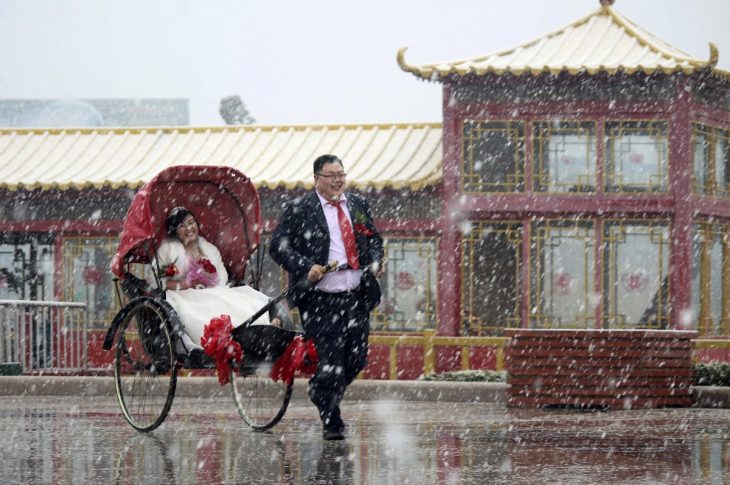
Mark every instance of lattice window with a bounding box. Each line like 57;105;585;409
605;121;668;192
692;222;730;336
0;240;54;301
461;221;522;335
533;121;597;192
603;220;670;328
462;120;525;192
372;237;438;332
530;220;596;328
63;237;118;329
692;124;730;197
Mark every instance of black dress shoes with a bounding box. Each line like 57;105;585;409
322;429;345;440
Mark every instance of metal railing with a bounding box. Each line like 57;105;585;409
0;300;88;374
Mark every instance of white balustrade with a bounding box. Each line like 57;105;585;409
0;300;88;373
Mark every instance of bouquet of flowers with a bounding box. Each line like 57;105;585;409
186;257;218;288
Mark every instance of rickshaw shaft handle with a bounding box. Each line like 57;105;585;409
231;261;339;337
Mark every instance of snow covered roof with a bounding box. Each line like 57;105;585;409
398;1;724;80
0;123;442;191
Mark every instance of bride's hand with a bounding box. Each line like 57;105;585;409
167;280;190;291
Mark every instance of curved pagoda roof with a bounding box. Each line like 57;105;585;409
0;123;442;192
398;0;725;80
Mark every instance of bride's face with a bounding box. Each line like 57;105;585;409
175;214;199;245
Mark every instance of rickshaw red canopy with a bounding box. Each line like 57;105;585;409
111;165;261;283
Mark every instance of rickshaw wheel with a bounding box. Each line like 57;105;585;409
114;297;178;432
230;361;293;431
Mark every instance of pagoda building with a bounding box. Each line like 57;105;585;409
398;0;730;339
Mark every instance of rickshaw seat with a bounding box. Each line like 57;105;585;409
236;325;299;363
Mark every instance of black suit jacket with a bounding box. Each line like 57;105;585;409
269;191;383;311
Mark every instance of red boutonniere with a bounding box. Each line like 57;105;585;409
158;261;179;278
354;223;374;237
198;258;217;274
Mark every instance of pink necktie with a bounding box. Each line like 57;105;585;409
329;201;360;270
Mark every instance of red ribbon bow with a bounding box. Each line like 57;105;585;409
200;315;242;385
271;336;318;383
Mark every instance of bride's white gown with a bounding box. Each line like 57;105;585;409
147;236;273;351
166;285;271;350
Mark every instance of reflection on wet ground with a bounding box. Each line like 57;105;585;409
1;394;730;484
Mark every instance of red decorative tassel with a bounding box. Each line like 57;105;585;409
271;336;318;384
200;315;242;385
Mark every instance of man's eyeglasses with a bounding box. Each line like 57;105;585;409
315;172;347;180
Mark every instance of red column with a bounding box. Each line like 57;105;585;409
437;83;462;336
669;77;694;329
53;235;64;301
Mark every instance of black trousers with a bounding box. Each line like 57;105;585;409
299;290;370;432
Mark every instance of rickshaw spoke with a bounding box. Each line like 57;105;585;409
114;299;177;432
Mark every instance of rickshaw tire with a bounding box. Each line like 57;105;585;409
113;297;179;432
104;296;183;351
103;301;135;351
230;368;294;431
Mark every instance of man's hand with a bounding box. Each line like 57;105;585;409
371;259;386;279
308;264;327;283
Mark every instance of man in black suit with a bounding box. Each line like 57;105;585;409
269;154;384;440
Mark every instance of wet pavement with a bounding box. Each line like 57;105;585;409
3;392;730;484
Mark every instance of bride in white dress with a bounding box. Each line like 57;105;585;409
147;207;280;351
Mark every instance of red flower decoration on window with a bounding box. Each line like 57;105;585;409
395;271;415;290
621;271;649;292
83;266;104;285
354;223;374;237
198;258;217;274
628;153;644;164
552;271;572;295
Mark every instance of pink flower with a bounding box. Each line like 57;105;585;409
83;266;104;285
186;258;218;288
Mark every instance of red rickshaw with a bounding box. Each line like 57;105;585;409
103;165;309;433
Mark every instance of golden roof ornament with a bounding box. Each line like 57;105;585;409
397;0;726;81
